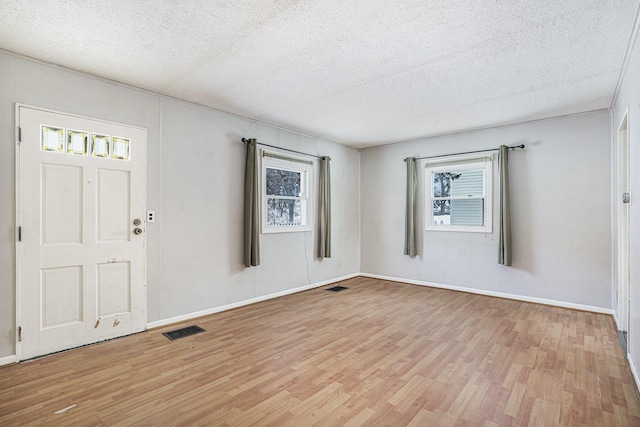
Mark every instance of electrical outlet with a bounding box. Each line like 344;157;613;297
147;211;155;223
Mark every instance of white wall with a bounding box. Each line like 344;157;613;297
361;111;612;309
612;14;640;379
151;98;360;321
0;51;361;358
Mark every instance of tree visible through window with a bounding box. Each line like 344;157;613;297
262;153;312;232
426;156;492;232
433;172;461;218
266;168;302;226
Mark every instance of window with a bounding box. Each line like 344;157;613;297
41;125;130;160
426;155;492;233
262;152;313;233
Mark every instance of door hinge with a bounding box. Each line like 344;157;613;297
623;192;631;204
18;226;22;242
18;127;21;142
18;326;22;342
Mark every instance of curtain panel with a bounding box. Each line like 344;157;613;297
243;139;260;267
404;157;418;256
318;156;332;258
498;145;512;266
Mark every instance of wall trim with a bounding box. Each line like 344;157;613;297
613;312;621;331
0;354;17;367
360;273;615;315
5;272;621;364
149;272;616;330
147;273;359;329
630;353;640;393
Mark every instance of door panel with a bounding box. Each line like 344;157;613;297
97;262;131;316
42;164;83;244
97;168;130;241
41;266;83;328
17;105;147;360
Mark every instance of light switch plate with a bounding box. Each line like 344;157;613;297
147;211;155;222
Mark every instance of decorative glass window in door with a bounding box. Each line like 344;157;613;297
67;130;88;155
91;133;110;158
41;125;130;161
112;136;130;160
41;126;64;152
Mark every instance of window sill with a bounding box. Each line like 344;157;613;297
262;226;312;234
425;225;492;233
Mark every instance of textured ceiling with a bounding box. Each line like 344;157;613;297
1;0;638;148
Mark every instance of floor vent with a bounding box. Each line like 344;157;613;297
162;325;205;340
326;285;349;292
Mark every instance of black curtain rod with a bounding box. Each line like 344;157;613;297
404;144;525;162
242;138;323;159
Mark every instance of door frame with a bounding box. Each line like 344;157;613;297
14;103;148;361
616;107;630;334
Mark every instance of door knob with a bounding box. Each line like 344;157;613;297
133;218;141;226
133;228;142;235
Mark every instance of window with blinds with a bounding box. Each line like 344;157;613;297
426;156;492;233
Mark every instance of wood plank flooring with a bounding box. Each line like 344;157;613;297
1;277;639;426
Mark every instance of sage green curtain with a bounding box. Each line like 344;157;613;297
404;157;417;256
498;145;512;266
243;138;260;267
318;156;332;258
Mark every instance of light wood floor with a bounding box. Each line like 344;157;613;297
1;277;639;426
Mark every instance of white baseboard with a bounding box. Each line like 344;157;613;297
360;273;615;315
147;273;359;329
148;272;615;330
0;354;17;366
629;354;640;393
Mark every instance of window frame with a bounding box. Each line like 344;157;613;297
261;151;313;234
425;154;493;233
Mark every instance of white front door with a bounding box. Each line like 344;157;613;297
17;105;147;361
